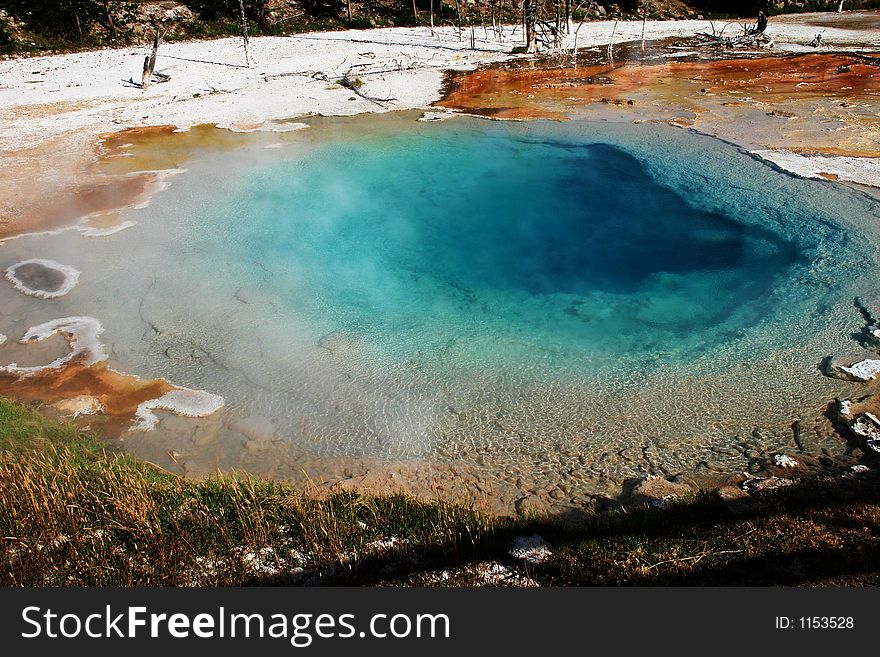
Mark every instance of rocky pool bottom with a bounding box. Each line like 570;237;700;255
1;112;880;515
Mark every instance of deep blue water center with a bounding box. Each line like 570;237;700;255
215;119;857;373
412;141;799;297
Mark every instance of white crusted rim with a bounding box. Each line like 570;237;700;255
4;258;81;299
0;318;225;431
0;316;106;376
0;168;186;247
753;149;880;189
418;111;456;122
131;387;225;432
214;121;309;133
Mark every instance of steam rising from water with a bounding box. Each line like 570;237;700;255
2;115;878;497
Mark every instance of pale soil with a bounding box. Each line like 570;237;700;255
0;17;877;237
1;18;875;149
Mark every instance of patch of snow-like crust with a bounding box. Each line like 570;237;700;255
773;454;799;468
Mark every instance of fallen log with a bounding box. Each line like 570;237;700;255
695;13;772;49
341;63;398;106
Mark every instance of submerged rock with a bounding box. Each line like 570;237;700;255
232;415;277;451
514;495;546;517
50;395;104;419
625;475;693;507
316;331;363;357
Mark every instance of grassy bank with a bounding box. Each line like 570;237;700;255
1;397;879;586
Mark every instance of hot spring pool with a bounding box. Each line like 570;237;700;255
2;114;879;502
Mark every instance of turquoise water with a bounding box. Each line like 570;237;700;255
232;127;807;369
3;115;879;496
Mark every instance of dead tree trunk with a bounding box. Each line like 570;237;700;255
238;0;251;67
141;56;152;89
255;0;270;30
141;31;160;89
412;0;419;25
607;19;617;62
101;0;117;34
490;0;498;39
838;0;846;12
696;12;771;48
640;2;648;52
346;0;353;22
755;11;767;33
523;0;537;52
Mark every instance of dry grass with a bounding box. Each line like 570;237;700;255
0;446;496;586
0;400;494;586
2;398;880;586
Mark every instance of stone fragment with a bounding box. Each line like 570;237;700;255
715;485;755;513
824;356;880;382
508;535;552;564
772;454;798;468
741;476;794;494
851;413;880;453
